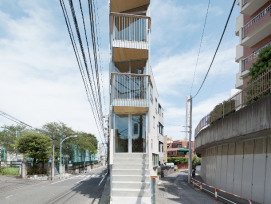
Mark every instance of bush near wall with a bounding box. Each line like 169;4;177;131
27;169;47;175
0;167;19;175
167;157;188;165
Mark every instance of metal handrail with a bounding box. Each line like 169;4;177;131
243;4;271;31
242;41;271;72
191;178;252;204
195;69;271;136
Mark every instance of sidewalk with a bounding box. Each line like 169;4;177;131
157;170;222;204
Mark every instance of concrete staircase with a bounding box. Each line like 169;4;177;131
111;154;151;204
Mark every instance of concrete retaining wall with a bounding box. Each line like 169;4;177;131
200;137;271;204
195;94;271;151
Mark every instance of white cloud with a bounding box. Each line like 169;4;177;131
164;92;229;141
0;1;108;144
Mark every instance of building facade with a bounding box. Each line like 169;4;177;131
167;139;194;158
235;0;271;89
108;0;165;203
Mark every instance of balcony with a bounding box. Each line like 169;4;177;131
241;4;271;47
241;0;269;16
111;73;150;112
111;12;150;50
241;41;271;72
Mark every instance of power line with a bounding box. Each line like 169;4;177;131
0;110;32;128
190;0;210;95
193;0;236;99
60;0;106;146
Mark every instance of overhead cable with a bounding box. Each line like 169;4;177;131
190;0;211;95
193;0;236;98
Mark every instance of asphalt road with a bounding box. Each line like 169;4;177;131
0;166;108;204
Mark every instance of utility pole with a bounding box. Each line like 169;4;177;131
16;130;18;162
51;132;55;181
186;96;192;184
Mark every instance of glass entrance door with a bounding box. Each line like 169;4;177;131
115;114;129;153
131;114;146;153
115;113;146;153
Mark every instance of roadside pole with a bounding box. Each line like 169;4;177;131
51;133;55;181
186;96;192;184
16;130;18;162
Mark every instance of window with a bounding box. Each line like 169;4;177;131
177;151;184;156
158;123;164;135
158;104;161;115
158;141;160;152
153;116;155;128
150;82;153;103
177;143;182;148
155;98;157;114
172;151;176;155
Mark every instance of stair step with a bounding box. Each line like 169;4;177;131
112;175;150;182
111;196;151;204
112;181;150;189
113;169;149;176
114;154;148;159
114;159;149;165
113;164;148;170
112;188;150;197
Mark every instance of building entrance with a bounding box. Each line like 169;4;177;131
114;113;146;153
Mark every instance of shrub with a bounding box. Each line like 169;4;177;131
0;167;19;175
167;157;188;165
27;168;47;175
157;171;161;176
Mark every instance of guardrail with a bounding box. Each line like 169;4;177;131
195;69;271;136
242;41;271;72
191;178;252;204
242;4;271;39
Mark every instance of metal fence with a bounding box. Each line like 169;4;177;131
242;4;271;39
0;161;22;168
112;73;149;107
195;69;271;136
242;42;271;72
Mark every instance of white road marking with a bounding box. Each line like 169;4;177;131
6;195;13;198
98;175;106;186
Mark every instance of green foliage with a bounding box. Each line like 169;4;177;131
0;125;27;154
157;171;161;176
192;156;201;166
16;132;52;163
244;45;271;83
167;157;188;165
0;167;19;175
27;168;47;175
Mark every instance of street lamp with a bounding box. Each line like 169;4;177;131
60;135;77;179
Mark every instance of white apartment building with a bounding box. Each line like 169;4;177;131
108;0;165;203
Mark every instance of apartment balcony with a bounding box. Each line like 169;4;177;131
240;0;269;16
241;41;271;72
241;4;271;47
111;73;150;113
111;12;150;50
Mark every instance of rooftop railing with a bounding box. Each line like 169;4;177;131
242;41;271;72
111;73;150;107
110;12;151;49
195;69;271;136
242;4;271;39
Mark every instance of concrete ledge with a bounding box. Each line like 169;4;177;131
195;93;271;152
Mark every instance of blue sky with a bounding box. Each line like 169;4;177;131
0;0;240;143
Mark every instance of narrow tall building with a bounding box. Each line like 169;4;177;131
235;0;271;89
108;0;165;203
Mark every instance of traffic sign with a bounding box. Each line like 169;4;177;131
48;159;52;163
49;156;52;159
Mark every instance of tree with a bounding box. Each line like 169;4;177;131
16;132;52;163
72;132;98;172
0;125;27;154
244;45;271;84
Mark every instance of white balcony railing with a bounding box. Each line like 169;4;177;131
112;73;150;107
242;41;271;72
111;12;151;49
242;4;271;39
